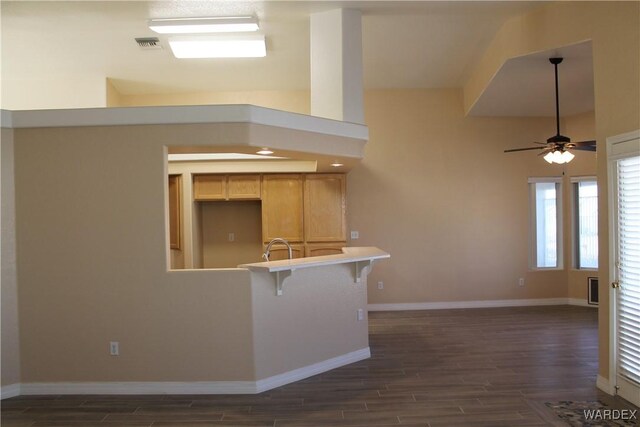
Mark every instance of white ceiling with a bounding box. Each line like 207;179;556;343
1;1;595;116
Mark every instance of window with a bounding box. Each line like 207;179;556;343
529;178;563;269
572;178;598;269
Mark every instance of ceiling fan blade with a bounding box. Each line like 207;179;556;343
538;148;554;156
572;140;597;147
533;141;548;145
571;145;597;152
504;147;546;153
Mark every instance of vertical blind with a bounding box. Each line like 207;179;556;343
617;155;640;385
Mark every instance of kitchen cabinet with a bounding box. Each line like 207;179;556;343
168;174;182;249
305;243;345;257
304;174;346;242
194;174;261;201
262;175;304;242
193;175;226;201
264;243;305;261
228;174;261;200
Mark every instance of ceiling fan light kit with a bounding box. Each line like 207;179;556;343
504;56;596;164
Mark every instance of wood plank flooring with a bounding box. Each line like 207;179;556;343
2;305;638;426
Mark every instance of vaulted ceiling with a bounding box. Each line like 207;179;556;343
0;1;594;116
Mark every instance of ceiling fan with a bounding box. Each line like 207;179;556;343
504;57;596;164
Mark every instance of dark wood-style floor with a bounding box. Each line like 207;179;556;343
2;305;638;427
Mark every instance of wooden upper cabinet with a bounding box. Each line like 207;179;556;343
193;175;226;201
194;174;261;201
262;174;304;242
228;175;261;200
304;174;346;242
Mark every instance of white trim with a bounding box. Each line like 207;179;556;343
597;375;615;395
368;298;573;311
567;298;597;308
527;176;563;184
0;106;368;140
255;348;370;392
570;175;597;183
1;383;21;400
14;348;370;396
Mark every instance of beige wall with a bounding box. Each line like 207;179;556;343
107;85;311;115
251;264;368;379
463;0;639;386
563;111;598;302
1;128;21;387
201;201;263;268
12;123;369;385
348;88;593;304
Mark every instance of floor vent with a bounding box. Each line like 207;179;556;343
135;37;162;50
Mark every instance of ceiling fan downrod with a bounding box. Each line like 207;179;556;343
548;57;570;144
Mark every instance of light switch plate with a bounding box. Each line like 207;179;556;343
350;231;359;240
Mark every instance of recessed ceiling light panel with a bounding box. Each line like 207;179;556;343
149;16;259;34
168;35;266;58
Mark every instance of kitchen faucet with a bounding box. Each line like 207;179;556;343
263;238;293;261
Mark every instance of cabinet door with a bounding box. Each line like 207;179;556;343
193;175;226;201
228;174;261;200
168;174;182;250
304;174;346;242
262;175;304;242
264;243;304;261
305;243;345;258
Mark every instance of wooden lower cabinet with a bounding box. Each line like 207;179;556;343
264;243;304;261
305;243;346;257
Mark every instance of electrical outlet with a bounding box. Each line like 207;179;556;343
350;231;359;240
518;278;525;287
357;309;364;321
110;341;119;356
377;281;384;290
228;232;235;242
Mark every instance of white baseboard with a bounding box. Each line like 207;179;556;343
368;298;598;311
568;298;597;308
16;347;370;396
255;347;370;392
597;375;615;395
368;298;574;311
1;383;21;400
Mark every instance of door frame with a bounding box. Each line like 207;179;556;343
606;129;640;397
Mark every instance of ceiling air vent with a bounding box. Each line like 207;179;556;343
135;37;162;50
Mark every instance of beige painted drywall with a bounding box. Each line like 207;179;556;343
563;111;598;302
251;264;368;379
201;201;263;268
13;125;259;382
1;128;21;388
108;86;311;115
1;76;107;110
12;122;370;385
464;0;639;385
348;88;583;304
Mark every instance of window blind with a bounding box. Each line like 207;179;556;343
617;155;640;385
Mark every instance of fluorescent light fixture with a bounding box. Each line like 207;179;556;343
149;16;259;34
168;35;266;58
168;153;285;161
256;148;274;155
